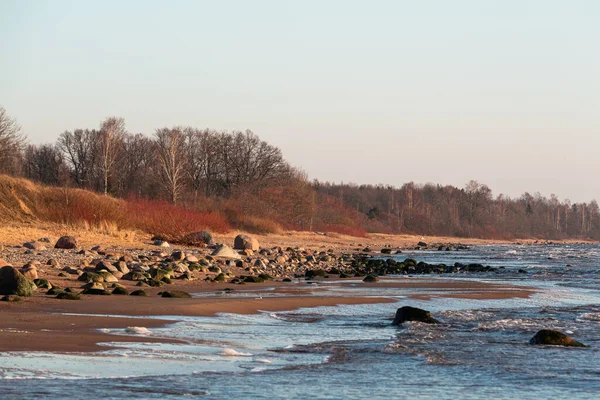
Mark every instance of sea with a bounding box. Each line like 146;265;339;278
1;243;599;399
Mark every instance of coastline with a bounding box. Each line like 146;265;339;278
0;278;535;353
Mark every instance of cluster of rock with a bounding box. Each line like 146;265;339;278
391;306;587;348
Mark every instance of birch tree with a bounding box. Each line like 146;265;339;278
154;127;187;203
98;117;126;194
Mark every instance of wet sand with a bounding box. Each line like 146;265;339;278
0;278;534;353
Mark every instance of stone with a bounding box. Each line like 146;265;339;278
211;244;241;260
417;241;428;247
160;290;192;298
112;286;129;295
23;241;46;251
1;295;21;302
181;231;215;246
363;274;378;282
0;266;36;297
20;265;38;281
47;259;61;268
529;330;586;347
55;236;78;249
130;289;148;296
33;278;52;289
392;306;438;325
233;234;259;251
56;292;81;300
154;240;170;247
171;251;185;261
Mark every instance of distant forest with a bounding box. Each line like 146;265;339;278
1;105;599;239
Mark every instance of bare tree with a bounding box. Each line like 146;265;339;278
98;117;126;194
23;144;65;184
0;106;27;175
57;129;98;187
154;127;188;203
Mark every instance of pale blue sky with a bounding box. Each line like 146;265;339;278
1;0;599;202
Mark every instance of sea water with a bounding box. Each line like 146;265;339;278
1;244;599;399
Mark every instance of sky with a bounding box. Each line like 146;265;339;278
1;0;599;202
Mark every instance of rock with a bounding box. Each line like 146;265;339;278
0;266;36;296
130;289;148;296
54;236;78;249
417;241;428;247
23;241;46;251
185;255;199;263
47;259;61;268
154;240;170;247
33;278;52;289
211;244;241;260
233;234;259;251
56;292;81;300
112;286;129;295
181;231;215;246
381;248;392;254
392;306;438;325
38;237;53;243
160;290;192;298
20;265;38;281
363;274;378;282
1;295;21;302
529;330;586;347
171;251;185;261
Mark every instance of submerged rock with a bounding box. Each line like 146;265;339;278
529;330;586;347
392;306;438;325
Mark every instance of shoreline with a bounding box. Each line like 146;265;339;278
0;278;535;353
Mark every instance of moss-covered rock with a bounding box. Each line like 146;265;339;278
47;287;64;295
78;271;103;283
242;275;265;283
1;295;21;302
213;273;226;282
0;266;36;297
34;278;52;289
363;274;378;282
112;286;129;295
56;292;81;300
130;289;148;296
160;290;192;298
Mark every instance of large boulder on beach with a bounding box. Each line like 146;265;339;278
0;265;36;297
181;231;215;246
233;234;259;251
392;306;438;325
211;244;241;260
529;330;586;347
54;236;78;249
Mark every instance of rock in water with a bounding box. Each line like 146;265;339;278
54;236;78;249
0;266;36;296
160;290;192;298
529;330;586;347
211;244;241;260
233;234;259;251
392;306;438;325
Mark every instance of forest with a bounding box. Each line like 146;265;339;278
1;105;599;240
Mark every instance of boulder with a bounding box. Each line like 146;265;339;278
529;330;586;347
0;266;36;296
20;265;38;281
23;241;46;251
154;240;170;247
1;295;21;302
211;244;241;260
55;236;78;249
392;306;438;325
363;274;378;282
233;234;259;251
181;231;215;246
417;241;428;247
171;251;185;261
56;292;81;300
160;290;192;298
130;289;148;296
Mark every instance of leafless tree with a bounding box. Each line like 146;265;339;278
154;127;188;203
57;129;98;187
23;144;65;184
0;106;27;175
98;117;126;194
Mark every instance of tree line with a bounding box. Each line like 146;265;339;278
1;105;599;239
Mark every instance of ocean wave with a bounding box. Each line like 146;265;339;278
218;348;253;357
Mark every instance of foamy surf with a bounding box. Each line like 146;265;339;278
125;327;152;335
219;348;253;357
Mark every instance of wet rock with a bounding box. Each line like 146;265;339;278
33;278;52;289
56;292;81;300
112;286;129;295
417;241;428;247
55;236;78;249
160;290;192;298
363;274;378;282
529;330;586;347
392;306;438;325
0;266;36;297
233;234;259;251
1;295;22;302
130;289;148;296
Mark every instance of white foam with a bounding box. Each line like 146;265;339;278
125;327;152;335
218;348;253;357
254;358;272;364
